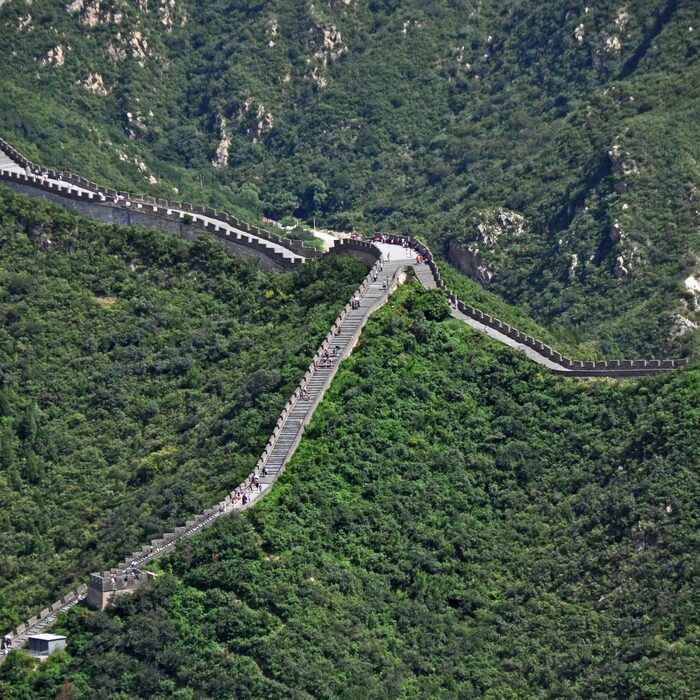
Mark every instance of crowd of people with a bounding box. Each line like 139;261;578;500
229;465;269;509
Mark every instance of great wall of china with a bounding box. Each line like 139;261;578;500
0;138;691;657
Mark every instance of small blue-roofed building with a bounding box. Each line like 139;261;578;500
27;633;66;657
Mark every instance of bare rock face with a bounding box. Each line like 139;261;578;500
159;0;186;31
614;254;629;278
685;274;700;303
106;42;127;62
66;0;85;15
668;313;697;342
568;253;579;280
608;142;638;176
82;71;108;95
448;209;528;287
448;241;494;287
307;22;348;89
592;7;630;69
42;45;66;67
236;98;274;144
80;1;123;27
212;116;231;169
476;209;527;247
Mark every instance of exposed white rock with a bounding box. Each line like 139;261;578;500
614;8;630;31
593;8;630;67
605;34;622;53
236;99;274;143
159;0;180;31
307;21;347;88
125;111;145;129
18;13;32;31
614;254;629;278
107;42;127;62
450;209;530;287
574;23;585;43
82;1;100;27
212;116;231;169
608;143;638;176
476;208;527;247
568;253;579;279
79;1;123;26
42;45;65;66
147;174;158;184
82;71;108;95
129;31;149;60
308;65;328;89
669;313;697;341
685;275;700;300
402;19;422;35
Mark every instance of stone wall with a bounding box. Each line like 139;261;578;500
410;238;689;376
0;173;291;271
84;256;387;608
0;136;322;265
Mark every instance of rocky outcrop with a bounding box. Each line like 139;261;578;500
448;241;494;287
78;1;124;27
568;253;579;280
449;209;529;287
614;254;629;278
42;45;67;67
307;22;348;89
592;8;630;69
236;98;274;144
608;141;638;194
82;71;109;95
668;313;697;342
212;116;231;169
159;0;186;31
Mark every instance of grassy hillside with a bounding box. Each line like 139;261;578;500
3;284;697;699
0;0;697;356
0;185;367;631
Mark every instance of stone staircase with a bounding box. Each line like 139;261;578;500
74;251;414;612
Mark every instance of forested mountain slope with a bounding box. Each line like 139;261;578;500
2;285;697;699
0;186;367;632
0;0;698;356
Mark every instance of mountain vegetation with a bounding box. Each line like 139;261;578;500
2;284;697;699
0;2;698;697
0;185;367;632
0;0;698;356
